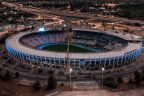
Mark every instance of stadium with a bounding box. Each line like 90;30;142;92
5;28;142;72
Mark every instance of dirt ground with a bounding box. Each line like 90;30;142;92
0;80;46;96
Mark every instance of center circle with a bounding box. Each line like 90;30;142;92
37;43;100;53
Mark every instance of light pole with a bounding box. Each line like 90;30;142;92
69;68;73;89
102;67;105;88
63;24;66;28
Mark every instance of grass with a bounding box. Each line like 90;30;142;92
42;43;94;52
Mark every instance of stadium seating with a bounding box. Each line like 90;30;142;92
72;31;128;51
19;30;128;51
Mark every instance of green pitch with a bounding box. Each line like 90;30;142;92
42;43;94;52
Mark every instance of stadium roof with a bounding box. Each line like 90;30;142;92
6;29;142;59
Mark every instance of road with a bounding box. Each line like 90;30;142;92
2;2;144;24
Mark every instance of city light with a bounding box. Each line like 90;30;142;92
38;27;45;32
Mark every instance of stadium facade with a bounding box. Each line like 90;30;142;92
5;29;142;71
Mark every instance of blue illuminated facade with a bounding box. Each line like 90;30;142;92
6;43;142;70
5;29;143;70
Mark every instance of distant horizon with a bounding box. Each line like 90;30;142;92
1;0;144;3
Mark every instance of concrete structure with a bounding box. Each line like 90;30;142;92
5;29;142;71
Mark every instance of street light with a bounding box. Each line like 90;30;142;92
102;67;105;88
14;12;17;14
63;24;66;27
69;68;73;89
63;24;67;31
4;12;7;15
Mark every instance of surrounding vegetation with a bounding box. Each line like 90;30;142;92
102;71;144;89
46;70;57;90
116;3;144;20
32;70;57;91
0;3;36;24
33;80;41;91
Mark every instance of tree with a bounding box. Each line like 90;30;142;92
60;82;64;87
141;70;144;81
112;24;115;30
103;77;118;89
38;69;43;74
124;11;131;18
15;72;19;79
0;80;2;96
4;70;11;81
46;70;57;90
117;76;123;84
128;78;133;84
102;22;107;28
0;68;2;73
124;27;129;33
32;80;41;91
134;71;141;86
